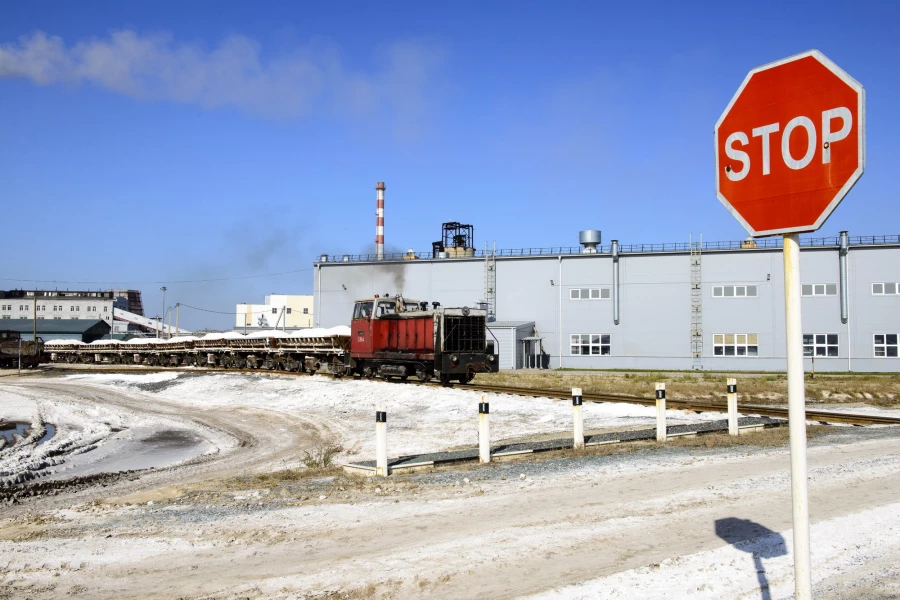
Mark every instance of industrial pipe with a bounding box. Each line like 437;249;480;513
611;240;620;325
839;231;849;324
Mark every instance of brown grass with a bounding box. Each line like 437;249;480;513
221;466;344;491
667;424;831;449
485;424;830;466
473;370;900;406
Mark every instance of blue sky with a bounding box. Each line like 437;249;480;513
2;0;898;330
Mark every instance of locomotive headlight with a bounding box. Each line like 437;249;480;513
488;355;495;362
451;355;458;363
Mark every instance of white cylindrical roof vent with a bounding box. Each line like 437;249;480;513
579;230;602;253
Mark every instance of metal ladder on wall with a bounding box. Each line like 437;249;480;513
690;233;703;369
484;241;496;322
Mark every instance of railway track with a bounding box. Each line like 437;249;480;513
457;382;900;427
37;364;900;427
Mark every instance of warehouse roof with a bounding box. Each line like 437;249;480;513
318;233;900;264
0;319;110;334
488;321;534;328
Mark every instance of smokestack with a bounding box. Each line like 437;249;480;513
375;182;386;260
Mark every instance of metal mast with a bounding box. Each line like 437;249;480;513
484;241;496;322
690;233;703;369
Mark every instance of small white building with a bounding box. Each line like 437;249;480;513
235;294;314;331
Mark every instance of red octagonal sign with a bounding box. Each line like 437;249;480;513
715;50;865;237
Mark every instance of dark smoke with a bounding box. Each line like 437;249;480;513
361;242;408;294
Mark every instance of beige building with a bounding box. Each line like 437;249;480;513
235;294;314;331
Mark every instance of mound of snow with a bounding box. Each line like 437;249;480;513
246;330;293;339
44;339;83;346
291;326;350;338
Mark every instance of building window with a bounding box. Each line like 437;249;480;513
303;308;309;314
872;283;899;295
713;333;759;356
286;308;292;314
712;285;758;298
804;334;839;357
874;334;899;358
104;306;108;312
1;316;9;319
272;308;278;314
570;288;611;300
570;334;611;356
801;283;838;296
54;317;61;320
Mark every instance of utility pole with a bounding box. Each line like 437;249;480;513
32;291;37;353
159;286;167;339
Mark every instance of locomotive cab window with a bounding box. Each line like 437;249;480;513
353;301;374;320
376;300;397;317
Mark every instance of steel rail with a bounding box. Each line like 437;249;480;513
40;365;900;427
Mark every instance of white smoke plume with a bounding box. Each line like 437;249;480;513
0;29;445;126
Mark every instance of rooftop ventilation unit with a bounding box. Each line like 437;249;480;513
579;230;602;254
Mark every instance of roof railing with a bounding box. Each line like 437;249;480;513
318;234;900;263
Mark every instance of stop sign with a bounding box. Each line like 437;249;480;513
715;50;865;237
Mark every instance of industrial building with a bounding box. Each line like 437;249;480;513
311;186;899;372
235;294;314;332
314;232;900;372
2;319;111;343
0;289;171;336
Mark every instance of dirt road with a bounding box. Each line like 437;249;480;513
2;375;900;599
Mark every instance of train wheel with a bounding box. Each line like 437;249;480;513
439;373;452;387
458;374;474;384
416;368;428;382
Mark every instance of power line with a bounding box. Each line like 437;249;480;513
0;267;314;286
180;303;282;316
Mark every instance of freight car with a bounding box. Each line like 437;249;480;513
45;327;351;374
45;296;499;384
0;330;43;369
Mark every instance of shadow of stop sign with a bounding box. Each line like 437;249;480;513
715;50;865;236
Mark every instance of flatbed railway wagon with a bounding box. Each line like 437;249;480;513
45;327;351;374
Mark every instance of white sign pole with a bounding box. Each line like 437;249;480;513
783;233;812;598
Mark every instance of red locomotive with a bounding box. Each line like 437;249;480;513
347;294;498;384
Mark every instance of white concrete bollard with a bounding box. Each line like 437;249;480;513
479;397;491;463
375;404;388;476
727;378;739;436
572;387;584;449
655;383;667;442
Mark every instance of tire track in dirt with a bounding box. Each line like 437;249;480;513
4;380;330;511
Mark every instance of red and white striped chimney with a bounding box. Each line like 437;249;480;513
375;181;385;260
